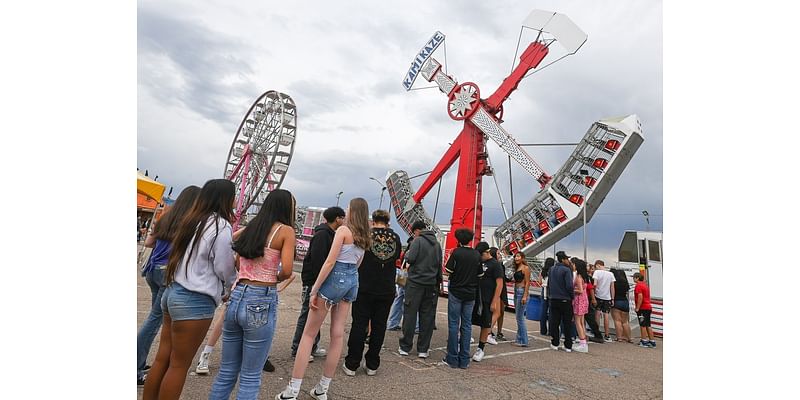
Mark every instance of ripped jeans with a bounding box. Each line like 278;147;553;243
317;261;359;306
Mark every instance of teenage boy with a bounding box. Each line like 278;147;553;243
343;210;402;375
592;260;616;342
442;229;482;368
290;206;346;361
471;242;504;362
634;272;656;348
398;221;443;358
548;251;575;352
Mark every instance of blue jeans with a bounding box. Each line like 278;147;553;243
445;294;474;368
209;283;278;400
513;288;528;346
387;284;405;329
136;266;166;379
318;261;359;305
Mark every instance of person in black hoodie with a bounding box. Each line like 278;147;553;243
398;221;442;358
290;206;345;360
342;210;402;376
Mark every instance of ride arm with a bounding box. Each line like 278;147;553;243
469;107;551;187
420;58;457;96
484;42;549;111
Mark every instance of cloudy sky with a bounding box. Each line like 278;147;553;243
137;0;662;263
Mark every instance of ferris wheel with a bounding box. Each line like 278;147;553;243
225;90;297;230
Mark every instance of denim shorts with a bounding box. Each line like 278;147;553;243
161;282;217;321
317;261;358;306
613;299;630;313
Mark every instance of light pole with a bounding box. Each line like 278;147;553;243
642;210;650;231
369;177;387;210
336;191;344;207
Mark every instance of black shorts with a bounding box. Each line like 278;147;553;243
472;301;493;328
637;309;652;327
597;299;613;313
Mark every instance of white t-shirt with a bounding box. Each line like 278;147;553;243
592;269;616;300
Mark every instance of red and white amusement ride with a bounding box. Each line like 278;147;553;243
225;91;297;230
387;9;644;270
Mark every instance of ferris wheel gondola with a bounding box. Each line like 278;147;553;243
225;91;297;230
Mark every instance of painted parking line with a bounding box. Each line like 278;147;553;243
435;311;551;343
481;347;551;360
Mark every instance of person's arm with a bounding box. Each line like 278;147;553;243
521;266;531;305
610;280;615;300
565;267;574;299
212;223;237;293
436;244;443;285
144;232;157;248
309;227;347;309
278;226;296;281
444;250;456;275
574;275;584;294
635;288;643;312
491;265;503;312
278;272;296;292
232;227;246;241
589;283;597;306
405;238;420;266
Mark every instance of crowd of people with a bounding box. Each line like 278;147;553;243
136;179;656;400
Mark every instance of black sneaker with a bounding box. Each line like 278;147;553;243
263;359;276;372
589;336;605;344
137;376;146;386
144;364;151;371
496;333;505;341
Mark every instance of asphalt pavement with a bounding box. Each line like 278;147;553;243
136;253;662;399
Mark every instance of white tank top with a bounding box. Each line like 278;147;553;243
337;243;364;264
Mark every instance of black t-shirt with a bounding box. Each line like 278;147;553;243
444;246;482;301
478;258;504;304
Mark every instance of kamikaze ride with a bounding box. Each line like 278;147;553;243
387;9;644;264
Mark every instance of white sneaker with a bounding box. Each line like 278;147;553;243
309;355;315;363
418;352;429;359
275;386;298;400
366;367;377;376
487;334;498;345
470;337;475;343
398;347;409;356
309;384;328;400
563;346;572;353
312;348;327;357
195;352;210;375
574;343;588;353
472;348;485;362
549;344;559;351
342;362;357;376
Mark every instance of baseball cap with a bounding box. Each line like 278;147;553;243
555;251;570;262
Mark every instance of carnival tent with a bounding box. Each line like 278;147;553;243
137;171;165;201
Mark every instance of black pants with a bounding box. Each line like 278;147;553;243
549;299;574;349
585;302;603;339
291;285;321;356
345;292;394;370
399;283;438;353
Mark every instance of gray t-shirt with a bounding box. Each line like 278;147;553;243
173;214;237;306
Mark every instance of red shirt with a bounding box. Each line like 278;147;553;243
634;281;652;311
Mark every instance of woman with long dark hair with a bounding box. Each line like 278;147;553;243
538;257;554;335
611;268;633;343
572;259;591;353
137;185;201;386
209;189;296;399
511;252;531;347
143;179;237;400
277;198;371;400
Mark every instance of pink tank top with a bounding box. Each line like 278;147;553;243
237;225;283;284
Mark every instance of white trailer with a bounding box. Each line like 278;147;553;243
616;230;663;336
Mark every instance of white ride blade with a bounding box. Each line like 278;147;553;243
522;9;587;54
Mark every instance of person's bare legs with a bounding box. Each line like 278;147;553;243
646;326;655;341
206;305;225;347
602;310;610;338
622;311;632;341
479;327;491;343
496;306;505;338
291;303;330;379
611;309;623;340
142;313;173;400
322;301;351;378
158;318;212;400
575;315;586;340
